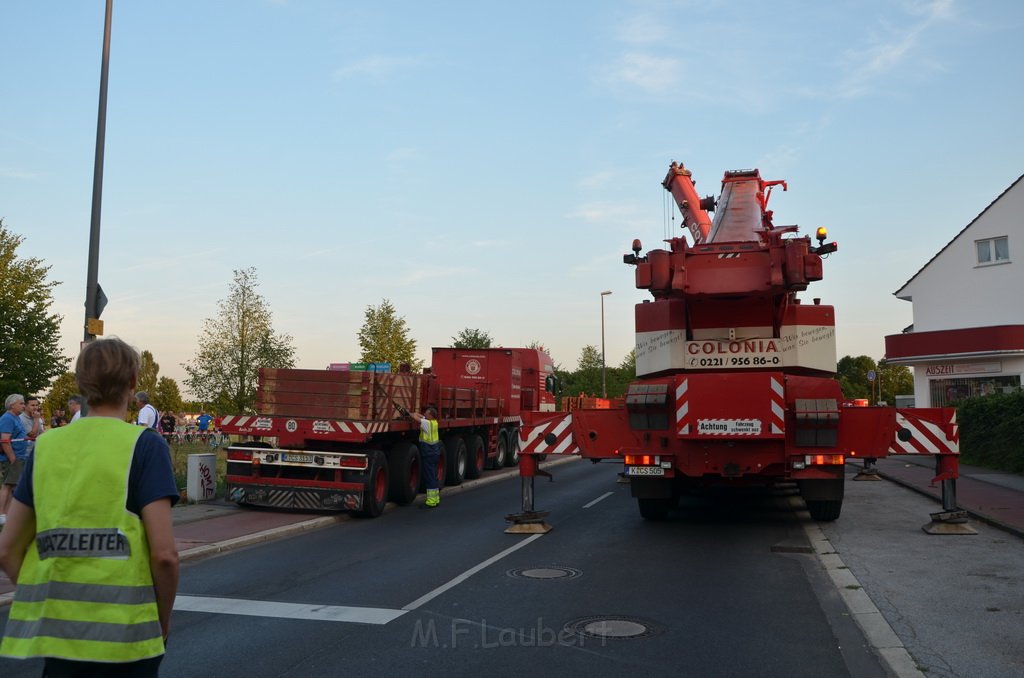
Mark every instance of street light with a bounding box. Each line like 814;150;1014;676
600;290;612;398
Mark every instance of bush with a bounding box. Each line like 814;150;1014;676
957;390;1024;474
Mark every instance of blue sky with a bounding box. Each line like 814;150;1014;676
2;0;1022;395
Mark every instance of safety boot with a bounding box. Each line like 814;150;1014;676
425;488;440;507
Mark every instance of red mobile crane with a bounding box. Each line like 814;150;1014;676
510;161;964;531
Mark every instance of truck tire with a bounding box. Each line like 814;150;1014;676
443;435;467;486
490;430;509;469
806;499;842;522
386;442;420;505
638;497;673;521
354;450;389;519
465;434;485;480
504;427;520;467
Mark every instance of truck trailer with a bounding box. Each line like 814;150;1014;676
512;162;962;529
219;347;556;517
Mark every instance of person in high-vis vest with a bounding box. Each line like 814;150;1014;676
411;406;441;507
0;337;180;677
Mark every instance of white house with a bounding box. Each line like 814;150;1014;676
885;173;1024;407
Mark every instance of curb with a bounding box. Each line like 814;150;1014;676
802;517;924;678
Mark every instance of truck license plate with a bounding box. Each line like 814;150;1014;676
627;466;665;476
281;453;314;463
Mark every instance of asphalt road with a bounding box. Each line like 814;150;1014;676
1;459;890;677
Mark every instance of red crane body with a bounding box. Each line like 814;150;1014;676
514;162;962;526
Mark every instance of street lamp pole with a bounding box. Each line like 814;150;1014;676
600;290;612;398
85;0;114;342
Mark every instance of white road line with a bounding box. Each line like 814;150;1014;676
401;534;545;611
583;491;613;509
174;595;407;625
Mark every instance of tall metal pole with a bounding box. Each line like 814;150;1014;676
84;0;113;342
600;290;612;398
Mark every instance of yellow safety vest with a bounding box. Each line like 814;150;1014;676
419;418;439;444
0;418;165;662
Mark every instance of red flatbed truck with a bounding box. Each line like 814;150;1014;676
219;347;556;517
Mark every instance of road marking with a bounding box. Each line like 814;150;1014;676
174;595;407;625
402;534;544;611
583;491;613;509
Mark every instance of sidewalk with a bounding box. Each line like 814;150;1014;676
867;455;1024;538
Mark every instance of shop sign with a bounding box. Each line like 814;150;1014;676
925;362;1001;376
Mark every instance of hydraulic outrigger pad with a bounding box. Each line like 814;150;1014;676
504;510;552;534
921;477;977;535
505;456;553;533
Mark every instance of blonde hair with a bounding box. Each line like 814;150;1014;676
76;337;139;408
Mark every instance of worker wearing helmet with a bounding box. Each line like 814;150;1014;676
410;406;441;507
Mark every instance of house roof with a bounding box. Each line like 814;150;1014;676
895;172;1024;299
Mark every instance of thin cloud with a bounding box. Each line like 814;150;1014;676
385;147;422;165
394;265;470;286
333;55;424;80
616;14;667;45
0;167;40;180
577;171;616;190
601;52;681;93
836;0;956;99
569;202;650;231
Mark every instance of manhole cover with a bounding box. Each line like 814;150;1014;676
565;615;660;640
507;566;582;580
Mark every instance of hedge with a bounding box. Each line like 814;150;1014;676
956;389;1024;474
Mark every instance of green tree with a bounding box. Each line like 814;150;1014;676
152;376;185;414
562;345;603;397
877;359;913;405
184;267;296;414
0;219;69;395
606;349;637;397
451;328;493;349
138;350;160;394
836;355;876;400
357;298;423;371
42;372;78;422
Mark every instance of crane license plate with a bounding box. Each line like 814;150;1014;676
281;453;315;463
627;466;664;476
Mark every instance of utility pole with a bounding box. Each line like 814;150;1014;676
600;290;612;398
84;0;113;342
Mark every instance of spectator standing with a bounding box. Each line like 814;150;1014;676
0;337;180;675
159;411;177;442
196;411;213;434
0;394;29;526
67;394;83;423
136;391;158;429
19;395;43;457
50;408;66;428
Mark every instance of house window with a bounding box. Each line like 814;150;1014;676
976;236;1010;265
